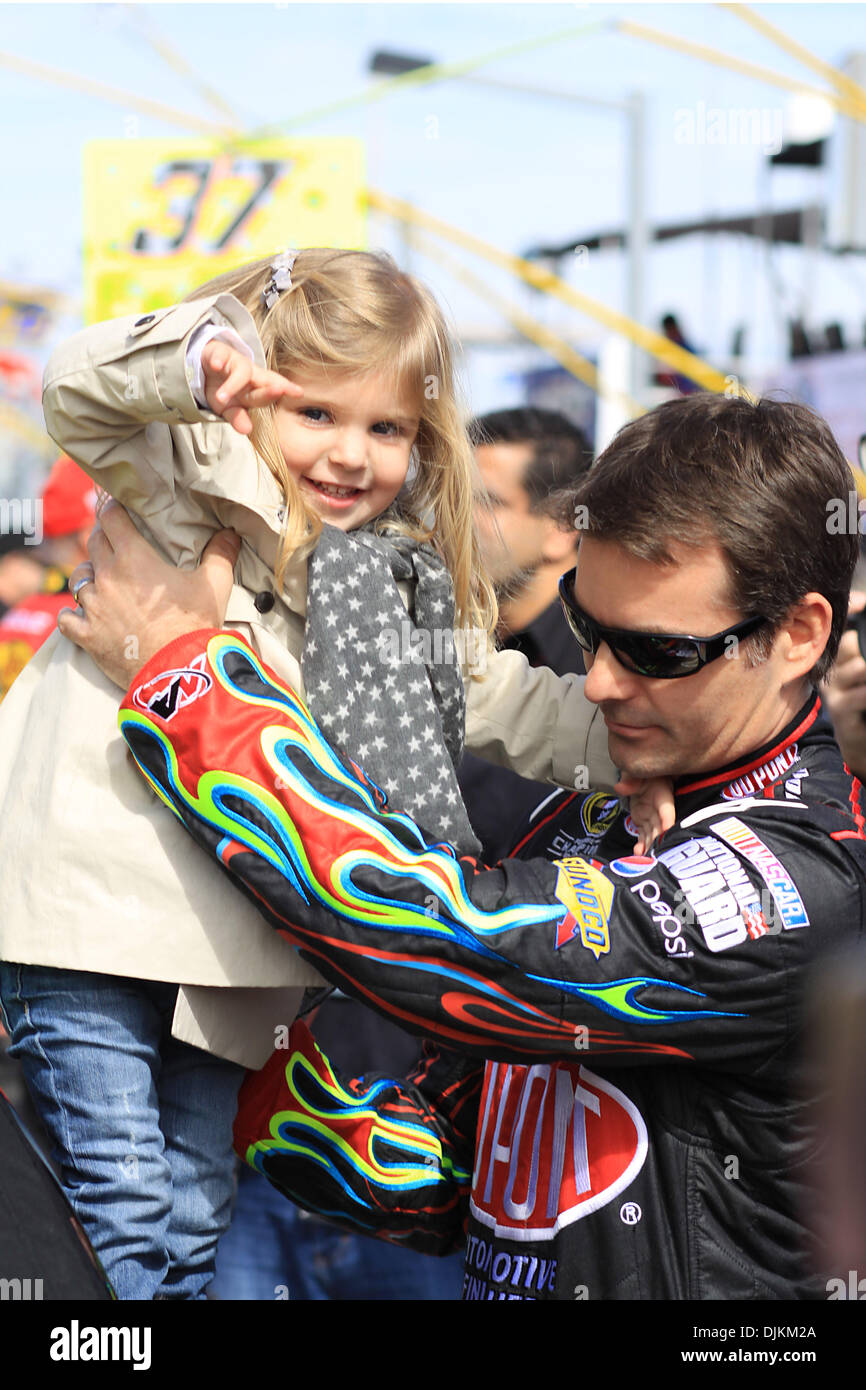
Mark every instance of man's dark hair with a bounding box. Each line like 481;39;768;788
568;393;857;681
469;407;593;514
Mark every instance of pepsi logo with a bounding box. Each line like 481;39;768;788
608;855;657;879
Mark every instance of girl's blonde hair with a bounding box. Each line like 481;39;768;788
185;248;497;638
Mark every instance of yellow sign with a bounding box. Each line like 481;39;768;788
553;857;614;958
83;139;366;323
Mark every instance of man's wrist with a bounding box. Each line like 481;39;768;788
122;627;226;704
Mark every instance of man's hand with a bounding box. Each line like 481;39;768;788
822;591;866;780
202;341;302;436
57;498;240;688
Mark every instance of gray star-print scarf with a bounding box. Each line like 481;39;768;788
301;523;481;856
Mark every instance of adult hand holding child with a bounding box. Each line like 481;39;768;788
58;498;240;687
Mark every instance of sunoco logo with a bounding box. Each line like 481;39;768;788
471;1061;648;1240
552;857;614;957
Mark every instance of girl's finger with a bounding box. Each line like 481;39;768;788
222;404;253;436
215;362;254;405
202;343;231;376
237;381;296;407
279;375;305;397
246;366;297;397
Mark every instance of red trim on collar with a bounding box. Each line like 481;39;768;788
509;792;579;856
675;697;820;797
843;767;866;837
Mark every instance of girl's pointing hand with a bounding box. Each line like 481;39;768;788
202;341;303;436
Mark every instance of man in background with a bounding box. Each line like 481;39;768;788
458;407;592;862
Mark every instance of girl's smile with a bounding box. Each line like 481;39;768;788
275;368;421;531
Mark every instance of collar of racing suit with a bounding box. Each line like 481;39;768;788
673;687;826;800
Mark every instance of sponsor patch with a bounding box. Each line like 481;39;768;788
539;794;622;862
722;744;799;800
784;769;809;800
546;830;605;862
710;817;809;929
579;792;621;839
132;652;212;723
471;1061;648;1242
609;854;657;879
552;857;614;958
657;835;769;952
630;877;693;959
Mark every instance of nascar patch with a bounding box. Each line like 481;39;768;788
657;835;767;952
710;816;809;929
578;792;621;839
552;857;614;958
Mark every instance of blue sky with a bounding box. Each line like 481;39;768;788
2;1;866;416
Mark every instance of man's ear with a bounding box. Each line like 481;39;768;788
540;518;579;567
781;592;834;677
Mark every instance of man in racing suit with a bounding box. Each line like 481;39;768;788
62;392;863;1300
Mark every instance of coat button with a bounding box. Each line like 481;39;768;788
134;314;156;327
254;591;275;613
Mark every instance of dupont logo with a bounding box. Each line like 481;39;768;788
471;1062;647;1241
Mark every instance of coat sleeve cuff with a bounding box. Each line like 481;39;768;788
151;293;267;423
121;628;230;715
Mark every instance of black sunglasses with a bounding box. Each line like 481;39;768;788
558;568;769;680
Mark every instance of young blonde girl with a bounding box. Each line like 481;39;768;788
0;248;627;1300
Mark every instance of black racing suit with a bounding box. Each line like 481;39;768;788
119;630;866;1300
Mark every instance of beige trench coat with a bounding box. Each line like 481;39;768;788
0;294;616;1067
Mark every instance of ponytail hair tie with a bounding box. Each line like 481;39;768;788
262;250;298;310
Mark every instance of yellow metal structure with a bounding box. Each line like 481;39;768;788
368;190;738;395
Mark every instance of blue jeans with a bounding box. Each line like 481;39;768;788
0;962;244;1301
211;1161;465;1300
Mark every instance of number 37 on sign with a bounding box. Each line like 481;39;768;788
83;137;366;323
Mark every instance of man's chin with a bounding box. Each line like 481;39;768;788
607;730;676;781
